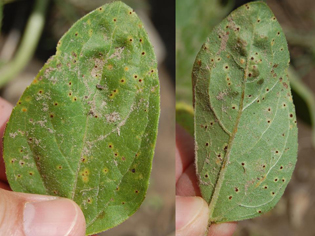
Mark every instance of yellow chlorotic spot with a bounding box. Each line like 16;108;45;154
108;143;114;149
84;168;90;175
72;97;77;102
29;171;34;176
87;198;93;204
17;174;22;178
81;156;87;163
80;168;90;176
103;167;109;174
107;64;113;70
240;58;245;64
22;108;27;112
57;165;62;170
87;19;91;25
124;67;129;71
89;29;93;37
38;89;44;94
80;168;90;182
32;79;38;84
82;176;89;183
25;96;32;102
120;78;126;84
109;89;118;98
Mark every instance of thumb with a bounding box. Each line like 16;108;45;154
176;196;209;236
0;189;86;236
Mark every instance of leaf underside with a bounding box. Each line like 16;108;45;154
3;2;159;235
193;2;298;223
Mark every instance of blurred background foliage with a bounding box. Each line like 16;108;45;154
0;0;175;235
176;0;315;236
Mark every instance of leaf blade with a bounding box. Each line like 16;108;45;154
3;2;159;234
193;2;297;222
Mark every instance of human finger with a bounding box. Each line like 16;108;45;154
0;189;86;236
0;97;13;182
176;124;194;183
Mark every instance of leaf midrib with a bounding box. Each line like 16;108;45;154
70;3;122;200
207;8;260;221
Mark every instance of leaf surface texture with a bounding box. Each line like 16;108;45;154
3;2;159;234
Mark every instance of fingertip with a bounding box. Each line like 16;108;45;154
176;124;195;182
208;222;237;236
68;200;86;236
176;196;209;236
0;97;13;127
23;198;86;236
0;97;13;181
176;163;200;196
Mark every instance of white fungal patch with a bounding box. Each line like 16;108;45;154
36;119;47;127
91;58;105;78
105;112;121;123
44;67;56;77
42;103;49;112
216;90;228;101
108;47;124;61
47;128;54;133
9;132;18;138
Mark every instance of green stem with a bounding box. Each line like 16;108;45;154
289;67;315;149
0;0;49;88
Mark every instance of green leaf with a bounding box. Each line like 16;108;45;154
193;2;298;223
3;1;159;235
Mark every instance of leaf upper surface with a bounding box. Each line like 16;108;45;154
3;2;159;235
193;2;297;222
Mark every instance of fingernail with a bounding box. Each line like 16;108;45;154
176;196;205;230
23;198;78;236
